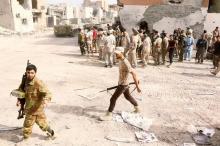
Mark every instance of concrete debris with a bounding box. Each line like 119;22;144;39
121;112;153;131
112;113;124;123
135;131;158;143
198;127;215;137
192;133;211;145
191;127;215;145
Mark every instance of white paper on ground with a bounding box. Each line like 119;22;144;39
113;114;124;123
135;131;158;143
121;112;153;131
202;128;215;137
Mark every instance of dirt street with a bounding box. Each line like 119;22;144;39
0;32;219;146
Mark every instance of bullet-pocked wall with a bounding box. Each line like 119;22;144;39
118;0;219;37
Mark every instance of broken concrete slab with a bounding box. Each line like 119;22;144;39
121;112;153;131
135;131;158;143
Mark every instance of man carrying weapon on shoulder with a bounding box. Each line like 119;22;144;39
100;47;142;121
11;60;31;119
11;61;55;142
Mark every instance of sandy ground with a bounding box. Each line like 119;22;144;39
0;32;220;146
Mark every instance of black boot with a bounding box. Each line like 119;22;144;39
46;127;54;137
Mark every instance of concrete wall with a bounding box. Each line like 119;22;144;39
119;0;209;7
119;1;211;38
204;13;220;33
11;0;34;32
0;0;15;30
32;0;47;31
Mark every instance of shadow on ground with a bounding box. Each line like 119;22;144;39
0;124;51;143
48;105;106;120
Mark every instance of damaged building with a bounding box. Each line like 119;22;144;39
0;0;46;33
118;0;220;37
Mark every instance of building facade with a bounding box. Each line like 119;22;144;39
0;0;46;33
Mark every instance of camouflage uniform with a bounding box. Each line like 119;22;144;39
22;77;52;138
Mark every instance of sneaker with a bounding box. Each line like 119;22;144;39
99;112;112;121
133;106;140;113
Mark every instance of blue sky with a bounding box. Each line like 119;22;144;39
46;0;117;5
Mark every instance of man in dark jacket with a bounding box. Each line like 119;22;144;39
196;35;208;63
211;36;220;75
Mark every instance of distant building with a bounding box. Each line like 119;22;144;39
46;4;65;27
0;0;47;32
83;0;109;12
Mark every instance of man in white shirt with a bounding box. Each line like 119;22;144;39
104;30;116;68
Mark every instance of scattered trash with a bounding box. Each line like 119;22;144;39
105;136;135;143
121;112;153;131
112;114;124;123
192;133;211;145
182;143;196;146
198;127;215;137
135;131;158;143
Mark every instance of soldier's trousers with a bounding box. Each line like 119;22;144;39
79;42;86;55
105;52;113;66
213;55;220;74
178;46;184;61
98;46;105;60
196;47;206;63
128;51;137;67
154;52;161;65
108;85;138;112
124;47;129;58
161;48;167;64
142;50;150;66
23;113;49;138
213;55;219;68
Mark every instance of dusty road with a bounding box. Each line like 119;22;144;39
0;33;219;146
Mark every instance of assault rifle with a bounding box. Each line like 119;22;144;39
99;82;136;93
17;60;31;119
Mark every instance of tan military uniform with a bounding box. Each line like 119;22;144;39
128;35;141;68
153;37;163;65
108;58;138;112
121;32;130;57
142;37;152;66
22;77;52;138
162;36;169;64
118;58;133;85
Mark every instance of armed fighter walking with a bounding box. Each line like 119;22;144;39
100;47;141;121
14;64;55;142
